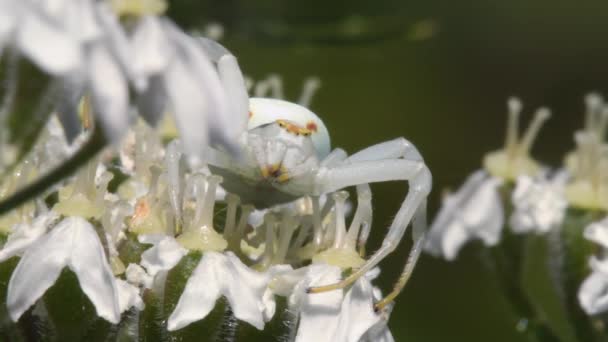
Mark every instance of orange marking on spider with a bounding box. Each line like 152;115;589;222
276;119;312;136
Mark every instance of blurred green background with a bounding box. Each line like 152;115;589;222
168;1;608;341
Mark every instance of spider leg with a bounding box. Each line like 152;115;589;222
347;137;422;162
308;138;431;305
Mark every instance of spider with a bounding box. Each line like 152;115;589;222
205;101;430;310
203;49;431;310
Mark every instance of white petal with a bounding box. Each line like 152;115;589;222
7;221;72;321
94;2;135;84
7;217;120;323
116;278;144;313
217;54;249;140
62;0;102;43
584;217;608;248
294;264;342;342
440;221;471;261
360;320;395;342
510;174;567;234
168;252;283;331
163;20;236;155
140;236;187;277
88;43;130;142
426;170;504;260
126;263;154;289
66;218;121;323
131;16;171;81
0;211;58;262
17;11;82;75
579;271;608;315
332;277;385;342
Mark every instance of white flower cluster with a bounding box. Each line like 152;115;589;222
425;98;567;260
0;106;393;341
579;217;608;315
0;0;244;159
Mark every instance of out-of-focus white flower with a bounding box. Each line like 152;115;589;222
579;217;608;315
563;94;608;212
274;263;393;342
426;98;550;260
425;170;504;260
167;251;291;331
583;217;608;248
579;256;608;315
510;173;568;234
1;0;244;153
2;0;132;142
7;217;126;323
130;17;248;156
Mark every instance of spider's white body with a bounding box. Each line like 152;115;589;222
205;95;432;307
209;98;329;208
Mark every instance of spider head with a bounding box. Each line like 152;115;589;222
245;98;331;184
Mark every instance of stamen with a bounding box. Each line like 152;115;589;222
223;193;240;239
292;221;312;250
585;93;603;133
311;196;323;250
274;213;298;264
255;214;276;270
228;205;253;251
332;191;349;249
345;185;372;250
195;175;222;229
505;97;522;158
254;74;284;99
165;140;183;225
298;77;321;107
358;222;371;257
518;107;551;155
267;74;284;99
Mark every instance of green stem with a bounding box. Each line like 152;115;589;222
486;237;560;342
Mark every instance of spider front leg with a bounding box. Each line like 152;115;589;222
308;138;431;310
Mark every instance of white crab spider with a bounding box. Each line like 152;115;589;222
202;41;431;309
205;99;430;310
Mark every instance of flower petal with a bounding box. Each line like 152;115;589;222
88;43;130;143
579;271;608;315
293;264;342;342
584;217;608;248
17;10;83;75
140;235;187;277
7;217;121;323
6;219;71;321
131;16;171;83
0;211;57;262
510;174;567;234
333;277;386;342
426;170;504;260
162;20;237;156
126;263;154;289
168;252;284;331
67;217;121;323
116;278;144;313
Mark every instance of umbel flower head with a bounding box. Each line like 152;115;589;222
0;37;400;341
425;98;558;260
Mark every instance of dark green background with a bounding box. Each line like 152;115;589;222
169;1;608;341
